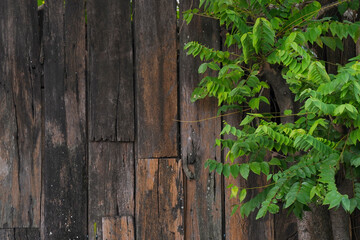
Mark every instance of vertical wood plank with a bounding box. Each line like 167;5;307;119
42;0;87;238
179;0;222;239
87;0;134;141
223;113;249;240
135;159;184;239
0;0;41;227
134;0;178;158
102;216;135;240
88;143;134;240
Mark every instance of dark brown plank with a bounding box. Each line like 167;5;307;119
87;0;134;141
0;0;41;227
14;228;40;240
179;0;222;239
134;0;178;158
88;143;134;240
135;159;184;239
102;216;135;240
42;0;87;238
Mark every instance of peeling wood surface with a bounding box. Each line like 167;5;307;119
42;0;87;238
134;0;178;158
179;1;222;238
136;159;184;240
89;143;134;240
0;0;41;228
87;0;134;141
102;216;135;240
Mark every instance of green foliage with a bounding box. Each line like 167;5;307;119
37;0;44;6
186;0;360;219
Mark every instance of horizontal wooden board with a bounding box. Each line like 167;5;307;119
136;159;184;239
0;0;41;227
102;216;134;240
89;143;134;240
87;0;134;141
134;0;178;158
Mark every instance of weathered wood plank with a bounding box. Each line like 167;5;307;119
102;216;134;240
135;159;184;239
14;228;40;240
0;229;14;240
0;228;40;240
0;0;41;227
88;143;134;240
87;0;134;141
134;0;178;158
179;0;222;239
42;0;87;238
223;112;249;240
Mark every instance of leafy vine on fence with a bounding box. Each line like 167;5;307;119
184;0;360;219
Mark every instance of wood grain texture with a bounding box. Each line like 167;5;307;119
0;228;40;240
136;159;184;240
42;0;87;238
134;0;178;158
102;216;134;240
89;143;134;240
87;0;134;141
0;229;14;240
14;228;40;240
179;0;222;239
0;0;41;228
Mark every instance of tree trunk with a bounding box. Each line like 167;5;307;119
263;64;338;240
297;205;333;240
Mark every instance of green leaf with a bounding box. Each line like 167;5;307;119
342;197;351;212
284;109;292;115
223;164;231;178
350;157;360;167
231;186;239;199
239;164;250;180
260;162;270;175
249;98;260;110
216;163;223;175
338;2;348;15
198;63;208;74
256;205;268;219
231;204;239;216
240;115;255;126
349;0;359;10
268;204;280;214
321;37;336;51
240;189;247;202
253;18;275;54
308;62;330;84
269;158;281;166
250;162;261;175
230;164;240;178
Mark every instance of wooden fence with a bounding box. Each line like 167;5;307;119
2;0;358;239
